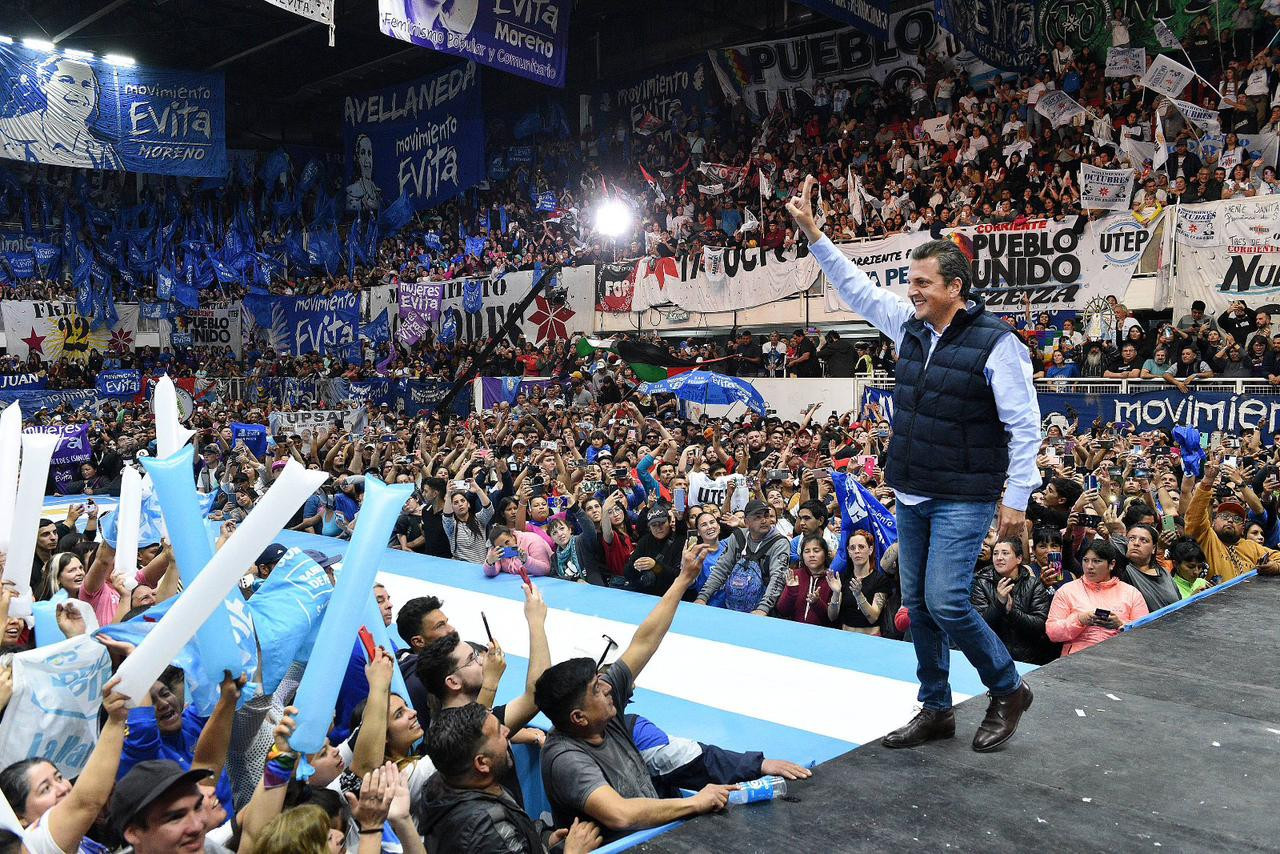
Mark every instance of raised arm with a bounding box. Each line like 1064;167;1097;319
619;541;712;679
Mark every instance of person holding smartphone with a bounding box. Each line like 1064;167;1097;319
1046;538;1149;656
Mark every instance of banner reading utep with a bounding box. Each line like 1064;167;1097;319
267;292;359;362
398;280;443;345
0;43;226;177
376;0;570;87
342;62;485;214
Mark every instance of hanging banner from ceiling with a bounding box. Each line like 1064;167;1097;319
708;2;997;118
0;43;226;176
260;0;335;39
342;61;485;214
790;0;892;41
933;0;1040;71
376;0;570;87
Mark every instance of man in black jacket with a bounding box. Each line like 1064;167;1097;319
623;503;686;594
818;330;858;377
420;703;603;854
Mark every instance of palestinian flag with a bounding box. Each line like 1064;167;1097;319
576;337;699;383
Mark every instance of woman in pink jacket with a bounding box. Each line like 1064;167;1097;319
481;524;552;578
1046;538;1149;656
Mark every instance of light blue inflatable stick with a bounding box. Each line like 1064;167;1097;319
363;595;410;701
290;476;412;776
141;446;249;688
32;600;61;648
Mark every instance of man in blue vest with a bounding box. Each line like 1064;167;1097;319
788;176;1041;752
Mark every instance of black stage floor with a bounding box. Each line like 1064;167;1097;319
637;575;1280;853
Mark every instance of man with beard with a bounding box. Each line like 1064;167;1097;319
1186;458;1280;581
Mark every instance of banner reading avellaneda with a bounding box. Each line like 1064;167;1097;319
342;62;484;214
376;0;570;87
0;43;226;176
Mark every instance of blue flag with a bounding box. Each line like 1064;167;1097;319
424;231;444;253
462;278;483;314
465;235;487;258
360;309;391;349
231;422;268;457
174;278;200;309
380;191;414;235
829;470;898;574
439;308;459;345
156;265;175;301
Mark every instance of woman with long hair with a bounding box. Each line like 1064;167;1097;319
34;552;86;602
836;530;889;635
441;478;494;564
776;534;840;627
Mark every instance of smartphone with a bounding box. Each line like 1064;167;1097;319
863;457;876;478
357;626;377;660
614;466;629;482
583;480;603;493
1162;514;1176;533
1081;514;1102;529
530;484;546;499
541;440;558;451
450;479;468;492
673;487;687;513
1093;608;1112;621
1047;550;1063;585
500;546;520;559
1085;474;1098;491
480;612;494;644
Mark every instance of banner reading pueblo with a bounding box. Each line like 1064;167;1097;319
949;214;1158;311
169;306;243;357
1172;196;1280;316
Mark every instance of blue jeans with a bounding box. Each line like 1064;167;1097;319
896;498;1021;710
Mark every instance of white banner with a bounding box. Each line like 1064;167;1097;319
1174;205;1219;247
628;245;820;314
0;301;140;361
436;266;594;344
168;306;243;358
921;115;951;143
1141;54;1195;99
260;0;333;25
268;409;346;434
825;231;930;310
1173;197;1280;316
707;2;997;118
1105;47;1146;77
1034;90;1086;127
0;636;110;779
1167;97;1220;132
952;214;1159;312
1080;164;1135;211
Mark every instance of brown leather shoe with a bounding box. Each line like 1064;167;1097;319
972;681;1033;753
882;707;956;749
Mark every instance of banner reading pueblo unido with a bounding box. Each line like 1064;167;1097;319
169;306;243;357
824;214;1159;313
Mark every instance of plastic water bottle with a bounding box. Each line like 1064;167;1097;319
727;775;787;805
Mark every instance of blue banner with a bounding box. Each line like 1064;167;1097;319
4;251;34;279
269;291;359;362
0;372;46;390
934;0;1039;71
342;62;485;215
96;369;141;399
0;43;227;176
0;388;97;410
171;330;193;348
231;422;268;458
1037;388;1280;444
791;0;891;40
376;0;570;87
360;309;391;349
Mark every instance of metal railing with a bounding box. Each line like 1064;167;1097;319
855;377;1280;398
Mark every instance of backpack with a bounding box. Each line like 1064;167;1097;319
722;531;784;613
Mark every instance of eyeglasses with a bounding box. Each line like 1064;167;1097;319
1214;512;1243;524
596;634;618;673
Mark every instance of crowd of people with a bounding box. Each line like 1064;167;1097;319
0;10;1279;854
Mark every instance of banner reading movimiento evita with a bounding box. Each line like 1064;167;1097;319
342;62;485;214
0;43;225;176
376;0;570;87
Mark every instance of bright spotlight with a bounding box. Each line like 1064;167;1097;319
104;53;136;66
23;38;55;52
594;199;633;237
63;48;95;60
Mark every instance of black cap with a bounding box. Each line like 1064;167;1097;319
257;543;287;566
647;503;672;525
744;499;771;518
110;760;211;834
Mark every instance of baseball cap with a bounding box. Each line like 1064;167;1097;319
744;499;771;518
647;504;672;525
257;543;287;566
511;438;527;447
110;760;211;834
1215;500;1247;519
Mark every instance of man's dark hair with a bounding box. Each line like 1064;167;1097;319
1121;502;1156;527
396;595;444;644
798;499;829;525
425;703;490;783
417;631;462;700
533;658;597;730
1049;477;1082;508
910;239;973;298
1168;536;1206;566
